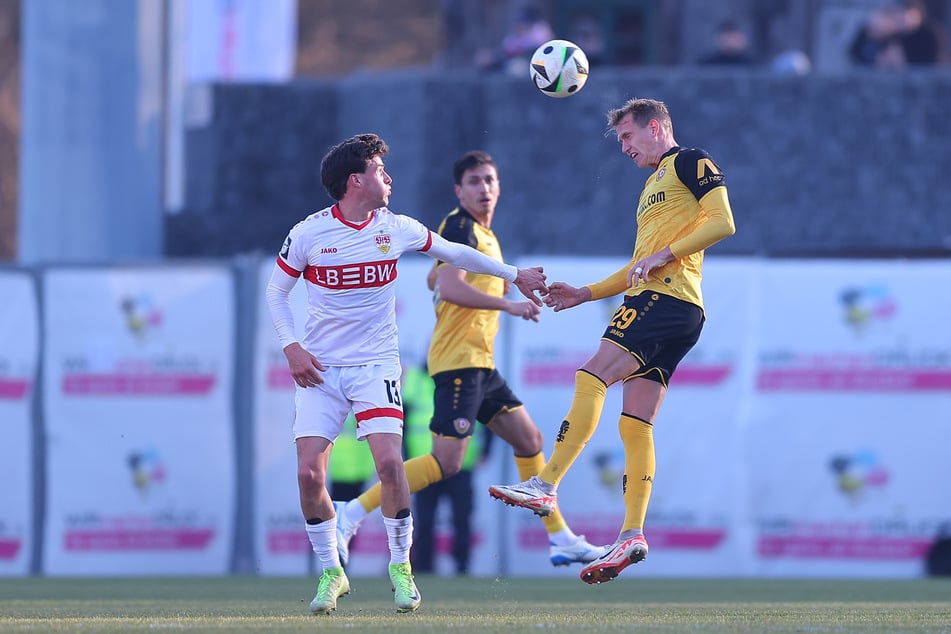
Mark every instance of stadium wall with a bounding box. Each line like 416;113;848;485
166;68;951;260
2;256;950;578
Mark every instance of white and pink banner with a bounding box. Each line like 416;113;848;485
42;267;235;575
27;257;944;578
0;271;39;576
252;253;509;576
747;259;951;577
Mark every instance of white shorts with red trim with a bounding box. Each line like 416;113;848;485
293;363;405;441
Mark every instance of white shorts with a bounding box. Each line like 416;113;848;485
293;363;405;441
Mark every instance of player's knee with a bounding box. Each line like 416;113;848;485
374;457;405;485
297;466;327;492
511;425;543;456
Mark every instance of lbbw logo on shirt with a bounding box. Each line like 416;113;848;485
304;260;398;288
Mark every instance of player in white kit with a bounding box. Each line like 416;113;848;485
266;133;547;614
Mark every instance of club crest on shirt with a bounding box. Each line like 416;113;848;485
655;167;666;181
453;418;471;435
376;232;391;254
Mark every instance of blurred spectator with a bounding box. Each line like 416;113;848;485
570;16;606;66
848;3;903;67
698;19;754;65
475;4;553;75
849;1;948;68
894;0;947;65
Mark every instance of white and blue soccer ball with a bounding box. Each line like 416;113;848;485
529;39;589;98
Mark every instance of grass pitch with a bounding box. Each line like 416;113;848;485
1;575;950;633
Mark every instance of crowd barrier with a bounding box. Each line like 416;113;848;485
1;255;948;578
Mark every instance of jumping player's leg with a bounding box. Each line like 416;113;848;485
537;341;639;485
618;378;666;536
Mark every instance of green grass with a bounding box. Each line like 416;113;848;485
1;575;950;633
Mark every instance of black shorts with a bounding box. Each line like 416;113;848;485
430;368;522;438
601;292;704;386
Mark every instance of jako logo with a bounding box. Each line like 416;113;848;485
321;247;337;254
839;283;897;334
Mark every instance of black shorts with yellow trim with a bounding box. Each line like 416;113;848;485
601;291;704;387
430;367;522;438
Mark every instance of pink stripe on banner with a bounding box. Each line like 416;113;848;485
0;538;22;559
349;529;390;555
519;526;725;550
757;369;951;391
267;366;294;390
522;364;582;386
648;529;727;549
64;529;215;551
62;374;216;395
524;364;732;386
758;536;932;560
267;531;310;554
0;379;30;399
267;529;393;556
670;365;732;385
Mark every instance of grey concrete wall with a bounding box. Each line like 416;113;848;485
20;0;164;264
166;68;951;259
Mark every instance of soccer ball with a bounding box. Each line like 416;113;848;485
529;39;589;98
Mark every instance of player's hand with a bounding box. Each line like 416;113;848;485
628;247;675;288
505;299;541;322
283;342;325;388
514;266;548;306
543;282;591;312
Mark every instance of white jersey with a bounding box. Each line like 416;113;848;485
276;204;432;366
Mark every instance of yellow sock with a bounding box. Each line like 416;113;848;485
538;370;607;486
619;414;655;533
515;453;567;534
357;453;443;513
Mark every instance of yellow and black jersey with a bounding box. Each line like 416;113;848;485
427;207;505;375
588;146;735;311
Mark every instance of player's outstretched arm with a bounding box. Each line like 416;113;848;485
543;282;592;312
513;266;548;306
425;232;548;305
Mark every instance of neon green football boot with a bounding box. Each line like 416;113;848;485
388;562;421;613
308;566;350;614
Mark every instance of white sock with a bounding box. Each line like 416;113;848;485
383;515;413;565
345;499;368;525
305;519;341;571
548;527;580;547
